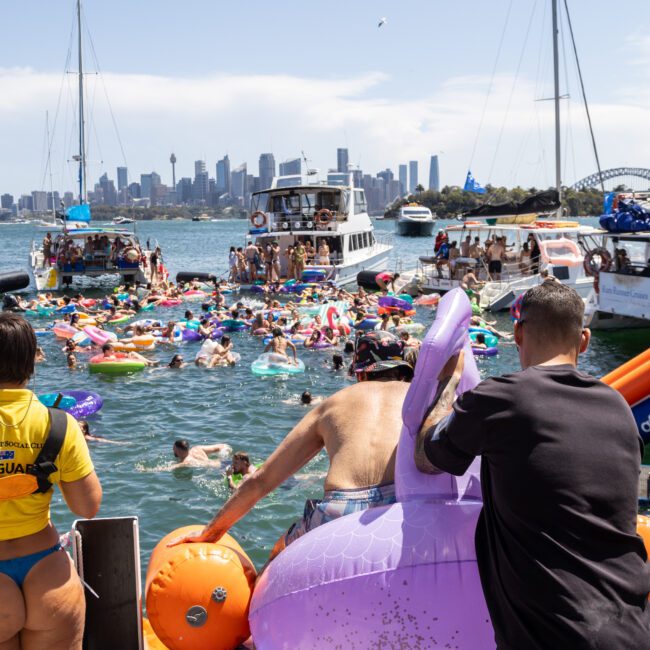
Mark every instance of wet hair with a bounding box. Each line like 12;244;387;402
79;420;90;436
301;390;312;404
332;354;344;370
519;281;584;345
272;327;283;338
174;439;190;452
184;310;193;320
344;341;354;354
0;313;37;383
476;333;486;344
233;451;250;465
168;354;184;367
221;335;231;344
101;342;114;353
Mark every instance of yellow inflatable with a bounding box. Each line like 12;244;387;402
146;526;257;650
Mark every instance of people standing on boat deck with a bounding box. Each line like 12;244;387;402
304;239;315;263
172;439;232;468
487;237;505;280
434;238;450;278
375;271;400;293
226;452;257;489
292;242;307;280
459;235;471;258
285;245;295;280
0;313;102;649
42;232;52;267
271;242;281;281
318;239;330;265
416;282;650;650
170;331;414;568
228;246;238;282
245;241;258;283
448;241;460;277
434;230;447;253
149;247;159;284
529;234;541;275
519;241;531;273
236;247;246;282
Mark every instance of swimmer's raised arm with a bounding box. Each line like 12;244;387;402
198;443;231;456
169;404;326;546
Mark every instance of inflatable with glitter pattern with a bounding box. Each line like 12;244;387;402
248;288;495;648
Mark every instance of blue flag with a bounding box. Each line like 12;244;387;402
64;204;91;222
464;170;486;194
603;192;616;215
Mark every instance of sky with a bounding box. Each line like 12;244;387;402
1;0;649;197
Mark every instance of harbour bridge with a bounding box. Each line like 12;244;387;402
570;167;650;191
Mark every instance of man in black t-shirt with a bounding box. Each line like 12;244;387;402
416;281;650;649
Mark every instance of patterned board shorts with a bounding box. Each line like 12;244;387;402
284;483;396;546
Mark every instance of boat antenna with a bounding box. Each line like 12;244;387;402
77;0;87;205
551;0;562;202
562;0;604;193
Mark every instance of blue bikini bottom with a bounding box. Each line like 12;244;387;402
0;543;62;588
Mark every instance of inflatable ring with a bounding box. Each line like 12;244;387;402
250;211;267;229
251;353;305;376
314;208;332;225
583;248;612;277
89;354;146;374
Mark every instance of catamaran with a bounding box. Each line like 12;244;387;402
28;0;152;292
245;176;393;285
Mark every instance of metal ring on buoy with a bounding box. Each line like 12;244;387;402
250;211;267;228
583;248;612;277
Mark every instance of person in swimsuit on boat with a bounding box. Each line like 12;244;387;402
172;439;232;468
171;331;414;571
0;313;102;649
375;271;399;293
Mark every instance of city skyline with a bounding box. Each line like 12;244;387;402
1;2;649;196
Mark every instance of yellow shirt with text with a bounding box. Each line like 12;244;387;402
0;389;94;540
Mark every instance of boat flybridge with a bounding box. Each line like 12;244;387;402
405;219;602;311
30;226;151;291
246;176;393;285
396;203;435;237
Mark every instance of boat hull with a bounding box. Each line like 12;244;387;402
397;219;434;237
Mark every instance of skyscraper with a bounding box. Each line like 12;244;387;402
31;191;47;212
117;167;128;191
1;194;14;210
409;161;418;193
337;148;349;173
230;163;247;203
177;178;192;203
279;158;301;176
398;164;407;196
99;173;117;206
428;155;440;191
194;160;206;177
140;174;152;199
216;155;231;194
259;153;276;190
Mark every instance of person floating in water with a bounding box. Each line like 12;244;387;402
172;440;232;468
226;452;257;490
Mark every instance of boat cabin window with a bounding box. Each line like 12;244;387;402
252;193;269;213
354;190;368;215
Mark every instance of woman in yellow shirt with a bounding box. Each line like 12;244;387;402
0;313;102;649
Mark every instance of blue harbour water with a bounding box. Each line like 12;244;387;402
0;218;647;571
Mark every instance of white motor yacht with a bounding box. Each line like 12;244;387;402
245;177;393;286
396;203;435;237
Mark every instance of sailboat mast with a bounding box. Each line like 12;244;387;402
77;0;86;205
551;0;562;201
45;111;56;223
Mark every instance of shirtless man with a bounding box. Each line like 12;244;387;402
171;331;414;566
172;440;232;467
264;327;298;364
245;241;258;283
487;236;506;280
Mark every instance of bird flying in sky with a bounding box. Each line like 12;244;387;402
378;17;387;28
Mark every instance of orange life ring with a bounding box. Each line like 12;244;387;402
250;211;267;228
315;209;332;225
583;248;611;277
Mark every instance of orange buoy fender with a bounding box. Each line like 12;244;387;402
146;526;257;650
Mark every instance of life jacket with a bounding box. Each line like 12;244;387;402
0;403;68;501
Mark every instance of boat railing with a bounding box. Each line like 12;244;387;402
267;212;344;234
372;232;394;250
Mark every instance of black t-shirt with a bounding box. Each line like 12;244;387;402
425;364;650;650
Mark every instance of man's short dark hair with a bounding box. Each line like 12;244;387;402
520;281;584;344
233;451;250;465
301;390;312;404
272;327;283;338
0;313;36;383
101;342;113;353
174;439;190;452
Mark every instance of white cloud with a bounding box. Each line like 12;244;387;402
1;62;649;197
